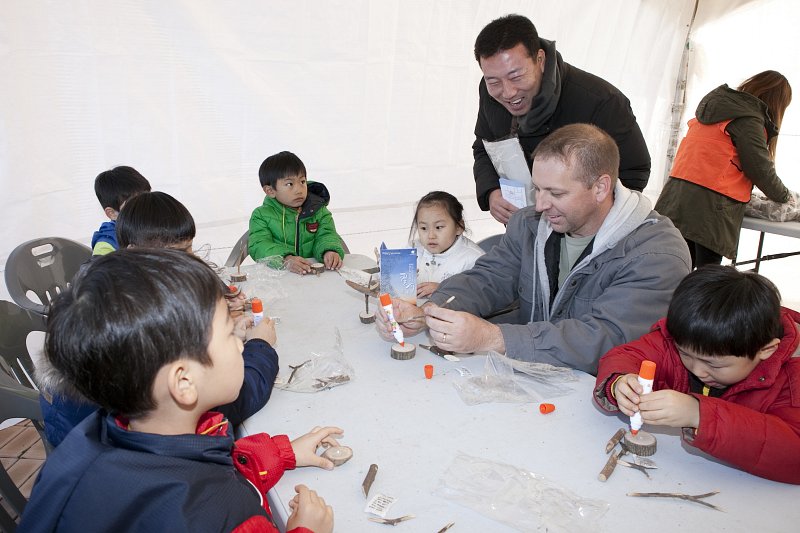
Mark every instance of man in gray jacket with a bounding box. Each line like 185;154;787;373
377;124;690;375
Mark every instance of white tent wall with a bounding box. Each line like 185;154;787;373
0;0;696;270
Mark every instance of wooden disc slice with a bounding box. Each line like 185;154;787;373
623;430;657;456
390;343;416;360
230;272;248;282
359;311;376;324
311;262;325;275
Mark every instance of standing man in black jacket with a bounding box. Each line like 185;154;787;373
474;14;651;224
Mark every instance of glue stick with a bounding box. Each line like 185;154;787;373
630;360;656;435
379;293;404;346
251;298;264;326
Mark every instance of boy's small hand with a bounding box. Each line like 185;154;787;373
639;390;700;429
291;426;344;469
323;250;342;270
233;315;254;341
611;373;645;416
287;484;334;533
246;316;277;346
416;282;439;298
285;255;313;275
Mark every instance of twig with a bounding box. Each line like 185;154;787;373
626;490;722;511
397;296;456;324
617;458;651;479
437;522;455;533
287;360;311;384
605;428;626;453
368;515;415;525
362;464;378;498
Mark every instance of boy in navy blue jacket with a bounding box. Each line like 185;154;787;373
21;249;339;532
91;166;151;255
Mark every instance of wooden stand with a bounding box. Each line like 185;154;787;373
390;343;416;360
230;272;248;282
321;445;353;467
311;262;325;275
359;311;376;324
623;430;657;456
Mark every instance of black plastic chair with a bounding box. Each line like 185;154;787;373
0;372;46;532
0;300;47;390
4;237;91;316
224;230;350;267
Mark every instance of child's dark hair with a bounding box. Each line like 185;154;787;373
409;191;466;242
667;266;783;358
94;166;152;211
116;191;196;249
45;248;227;417
258;151;306;189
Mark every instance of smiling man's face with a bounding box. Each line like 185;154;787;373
479;42;545;116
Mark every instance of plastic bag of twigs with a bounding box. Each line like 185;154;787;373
275;328;354;393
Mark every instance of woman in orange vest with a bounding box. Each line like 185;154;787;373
656;71;792;268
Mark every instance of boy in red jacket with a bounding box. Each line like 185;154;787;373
21;249;339;532
594;265;800;484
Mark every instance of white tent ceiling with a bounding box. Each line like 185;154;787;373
1;0;798;266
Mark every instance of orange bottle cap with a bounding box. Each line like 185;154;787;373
424;364;434;379
539;403;555;414
379;293;392;307
228;285;238;293
639;360;656;380
251;298;263;314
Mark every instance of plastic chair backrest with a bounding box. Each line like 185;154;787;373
477;233;504;253
4;237;91;315
0;301;46;390
0;372;45;531
224;231;250;268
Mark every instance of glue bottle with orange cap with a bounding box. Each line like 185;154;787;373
251;298;264;326
379;293;404;346
630;360;656;435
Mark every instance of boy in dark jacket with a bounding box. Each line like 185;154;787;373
249;151;345;274
594;266;800;484
20;249;340;532
91;166;151;255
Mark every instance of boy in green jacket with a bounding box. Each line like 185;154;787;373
249;151;345;274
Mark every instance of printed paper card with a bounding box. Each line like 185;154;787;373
379;243;417;304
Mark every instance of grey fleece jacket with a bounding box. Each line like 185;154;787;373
430;184;691;375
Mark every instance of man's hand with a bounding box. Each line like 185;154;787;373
375;299;426;342
286;484;334;533
416;282;439;298
323;250;343;270
639;390;700;429
290;426;344;469
285;255;313;275
424;306;505;354
488;189;519;225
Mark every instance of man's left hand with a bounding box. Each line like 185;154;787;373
425;306;505;354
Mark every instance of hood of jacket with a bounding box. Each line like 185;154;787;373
260;180;331;219
696;84;778;137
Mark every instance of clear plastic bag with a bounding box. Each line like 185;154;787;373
452;351;576;405
435;452;608;533
275;329;354;393
224;259;288;308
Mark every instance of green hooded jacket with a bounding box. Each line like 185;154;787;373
656;84;790;259
248;181;345;262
